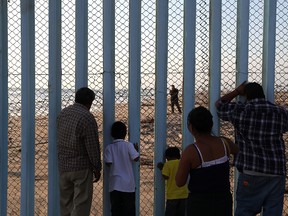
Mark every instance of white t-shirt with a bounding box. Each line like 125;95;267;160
104;139;139;192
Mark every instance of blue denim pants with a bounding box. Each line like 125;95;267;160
235;172;285;216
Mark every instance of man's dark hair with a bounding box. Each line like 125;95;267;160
165;146;180;159
75;87;95;105
244;82;265;100
111;121;127;139
187;106;213;134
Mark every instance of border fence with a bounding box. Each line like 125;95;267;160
0;0;288;215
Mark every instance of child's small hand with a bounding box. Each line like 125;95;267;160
157;162;164;170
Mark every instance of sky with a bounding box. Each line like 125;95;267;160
6;0;288;91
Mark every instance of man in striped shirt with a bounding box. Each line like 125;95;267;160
57;87;102;216
215;82;288;216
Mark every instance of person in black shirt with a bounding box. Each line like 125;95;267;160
169;85;181;113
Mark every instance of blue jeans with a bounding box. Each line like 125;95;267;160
235;172;285;216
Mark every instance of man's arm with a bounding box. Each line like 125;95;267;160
215;81;246;108
85;118;102;173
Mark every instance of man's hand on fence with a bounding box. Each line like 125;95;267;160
93;170;101;183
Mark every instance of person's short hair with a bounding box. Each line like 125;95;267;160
75;87;95;105
244;82;265;100
165;146;180;159
187;106;213;133
111;121;127;139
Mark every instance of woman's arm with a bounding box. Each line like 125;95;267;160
221;136;239;155
175;146;192;187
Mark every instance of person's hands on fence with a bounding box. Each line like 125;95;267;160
216;80;247;107
134;142;139;152
93;170;101;183
157;162;164;170
235;81;247;96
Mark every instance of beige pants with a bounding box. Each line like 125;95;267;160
59;169;93;216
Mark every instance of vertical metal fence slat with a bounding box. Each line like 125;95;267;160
262;0;277;102
128;0;141;215
103;1;115;215
76;0;88;89
234;1;250;213
20;0;36;215
236;0;250;85
154;0;168;215
0;0;9;215
48;0;61;215
235;1;249;105
182;0;197;149
209;0;222;135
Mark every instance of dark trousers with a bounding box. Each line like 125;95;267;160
171;100;181;113
186;192;232;216
165;198;187;216
110;190;136;216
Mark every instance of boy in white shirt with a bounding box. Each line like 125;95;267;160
104;121;139;216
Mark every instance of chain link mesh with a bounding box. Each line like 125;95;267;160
7;0;22;214
248;1;263;83
276;1;288;213
5;0;288;215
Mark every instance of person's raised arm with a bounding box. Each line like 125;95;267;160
215;81;246;108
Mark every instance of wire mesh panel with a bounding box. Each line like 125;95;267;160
139;1;157;215
62;1;76;94
34;1;49;215
166;0;184;145
221;0;237;89
7;0;22;214
195;0;209;107
88;1;104;214
275;0;288;103
275;1;288;215
248;1;263;83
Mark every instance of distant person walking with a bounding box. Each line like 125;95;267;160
216;81;288;216
157;146;188;216
57;87;102;216
169;85;181;113
104;121;140;216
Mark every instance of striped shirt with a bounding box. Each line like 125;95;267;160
216;98;288;175
57;103;102;172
